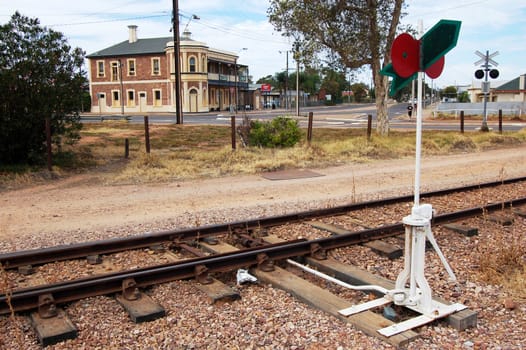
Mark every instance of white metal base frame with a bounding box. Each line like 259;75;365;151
378;302;466;337
336;204;466;337
338;295;466;336
339;297;391;317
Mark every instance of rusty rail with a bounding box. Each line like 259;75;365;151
2;196;526;315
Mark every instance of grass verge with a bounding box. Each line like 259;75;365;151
1;122;526;187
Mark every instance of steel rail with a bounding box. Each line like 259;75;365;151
1;196;526;315
1;176;525;270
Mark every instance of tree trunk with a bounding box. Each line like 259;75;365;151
375;72;390;135
369;40;390;136
366;0;391;136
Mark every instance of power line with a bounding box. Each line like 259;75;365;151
405;0;490;20
191;20;289;45
177;9;289;45
49;13;169;27
47;7;289;46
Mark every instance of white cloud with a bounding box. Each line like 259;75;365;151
401;0;526;87
1;0;525;87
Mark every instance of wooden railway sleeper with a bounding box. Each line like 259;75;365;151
237;234;266;248
256;253;275;272
38;293;58;319
86;255;102;265
201;236;219;245
122;278;141;301
310;243;327;260
195;264;213;284
149;243;166;253
178;243;206;257
18;264;34;275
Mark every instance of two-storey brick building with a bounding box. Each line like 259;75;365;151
86;25;249;114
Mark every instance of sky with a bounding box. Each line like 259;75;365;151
1;0;525;89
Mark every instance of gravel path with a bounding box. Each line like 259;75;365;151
1;145;526;349
1;145;526;242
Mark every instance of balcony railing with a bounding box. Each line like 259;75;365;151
208;73;242;83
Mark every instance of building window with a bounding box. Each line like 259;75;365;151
111;62;119;82
152;58;160;75
189;57;196;72
153;89;162;106
127;90;135;107
112;90;120;107
97;61;105;77
127;59;136;76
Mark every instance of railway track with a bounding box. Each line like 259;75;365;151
1;177;525;347
2;176;525;270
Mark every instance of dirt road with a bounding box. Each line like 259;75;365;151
2;145;526;240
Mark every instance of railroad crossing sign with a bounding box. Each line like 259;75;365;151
474;50;499;131
381;19;461;95
475;50;499;67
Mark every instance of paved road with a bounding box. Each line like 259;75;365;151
81;103;526;132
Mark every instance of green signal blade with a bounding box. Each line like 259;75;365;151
420;19;461;71
380;63;416;96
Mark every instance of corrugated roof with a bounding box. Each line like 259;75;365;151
86;37;172;58
494;74;526;91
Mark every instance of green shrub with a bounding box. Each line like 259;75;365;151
248;117;301;148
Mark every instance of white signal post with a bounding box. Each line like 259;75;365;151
289;19;467;338
378;20;465;336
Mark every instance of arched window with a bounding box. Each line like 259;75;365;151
189;57;196;72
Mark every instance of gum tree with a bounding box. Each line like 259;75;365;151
0;12;85;164
268;0;405;135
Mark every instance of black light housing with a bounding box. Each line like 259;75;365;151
489;69;499;79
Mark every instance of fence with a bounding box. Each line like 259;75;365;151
435;102;525;117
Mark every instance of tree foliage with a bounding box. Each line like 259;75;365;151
458;91;470;103
442;85;458;96
299;68;321;95
256;75;277;86
268;0;405;135
320;68;347;103
350;83;369;102
0;12;85;165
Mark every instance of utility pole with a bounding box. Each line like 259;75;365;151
279;50;292;110
285;51;289;110
295;55;300;116
173;0;183;124
235;48;248;113
293;43;300;116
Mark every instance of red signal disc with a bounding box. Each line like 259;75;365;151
391;33;420;78
425;56;445;79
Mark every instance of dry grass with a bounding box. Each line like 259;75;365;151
478;242;526;300
435;112;526;121
1;121;526;187
476;208;526;300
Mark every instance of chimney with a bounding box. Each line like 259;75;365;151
182;30;191;40
128;25;138;43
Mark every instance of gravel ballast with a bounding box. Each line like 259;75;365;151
1;146;526;349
